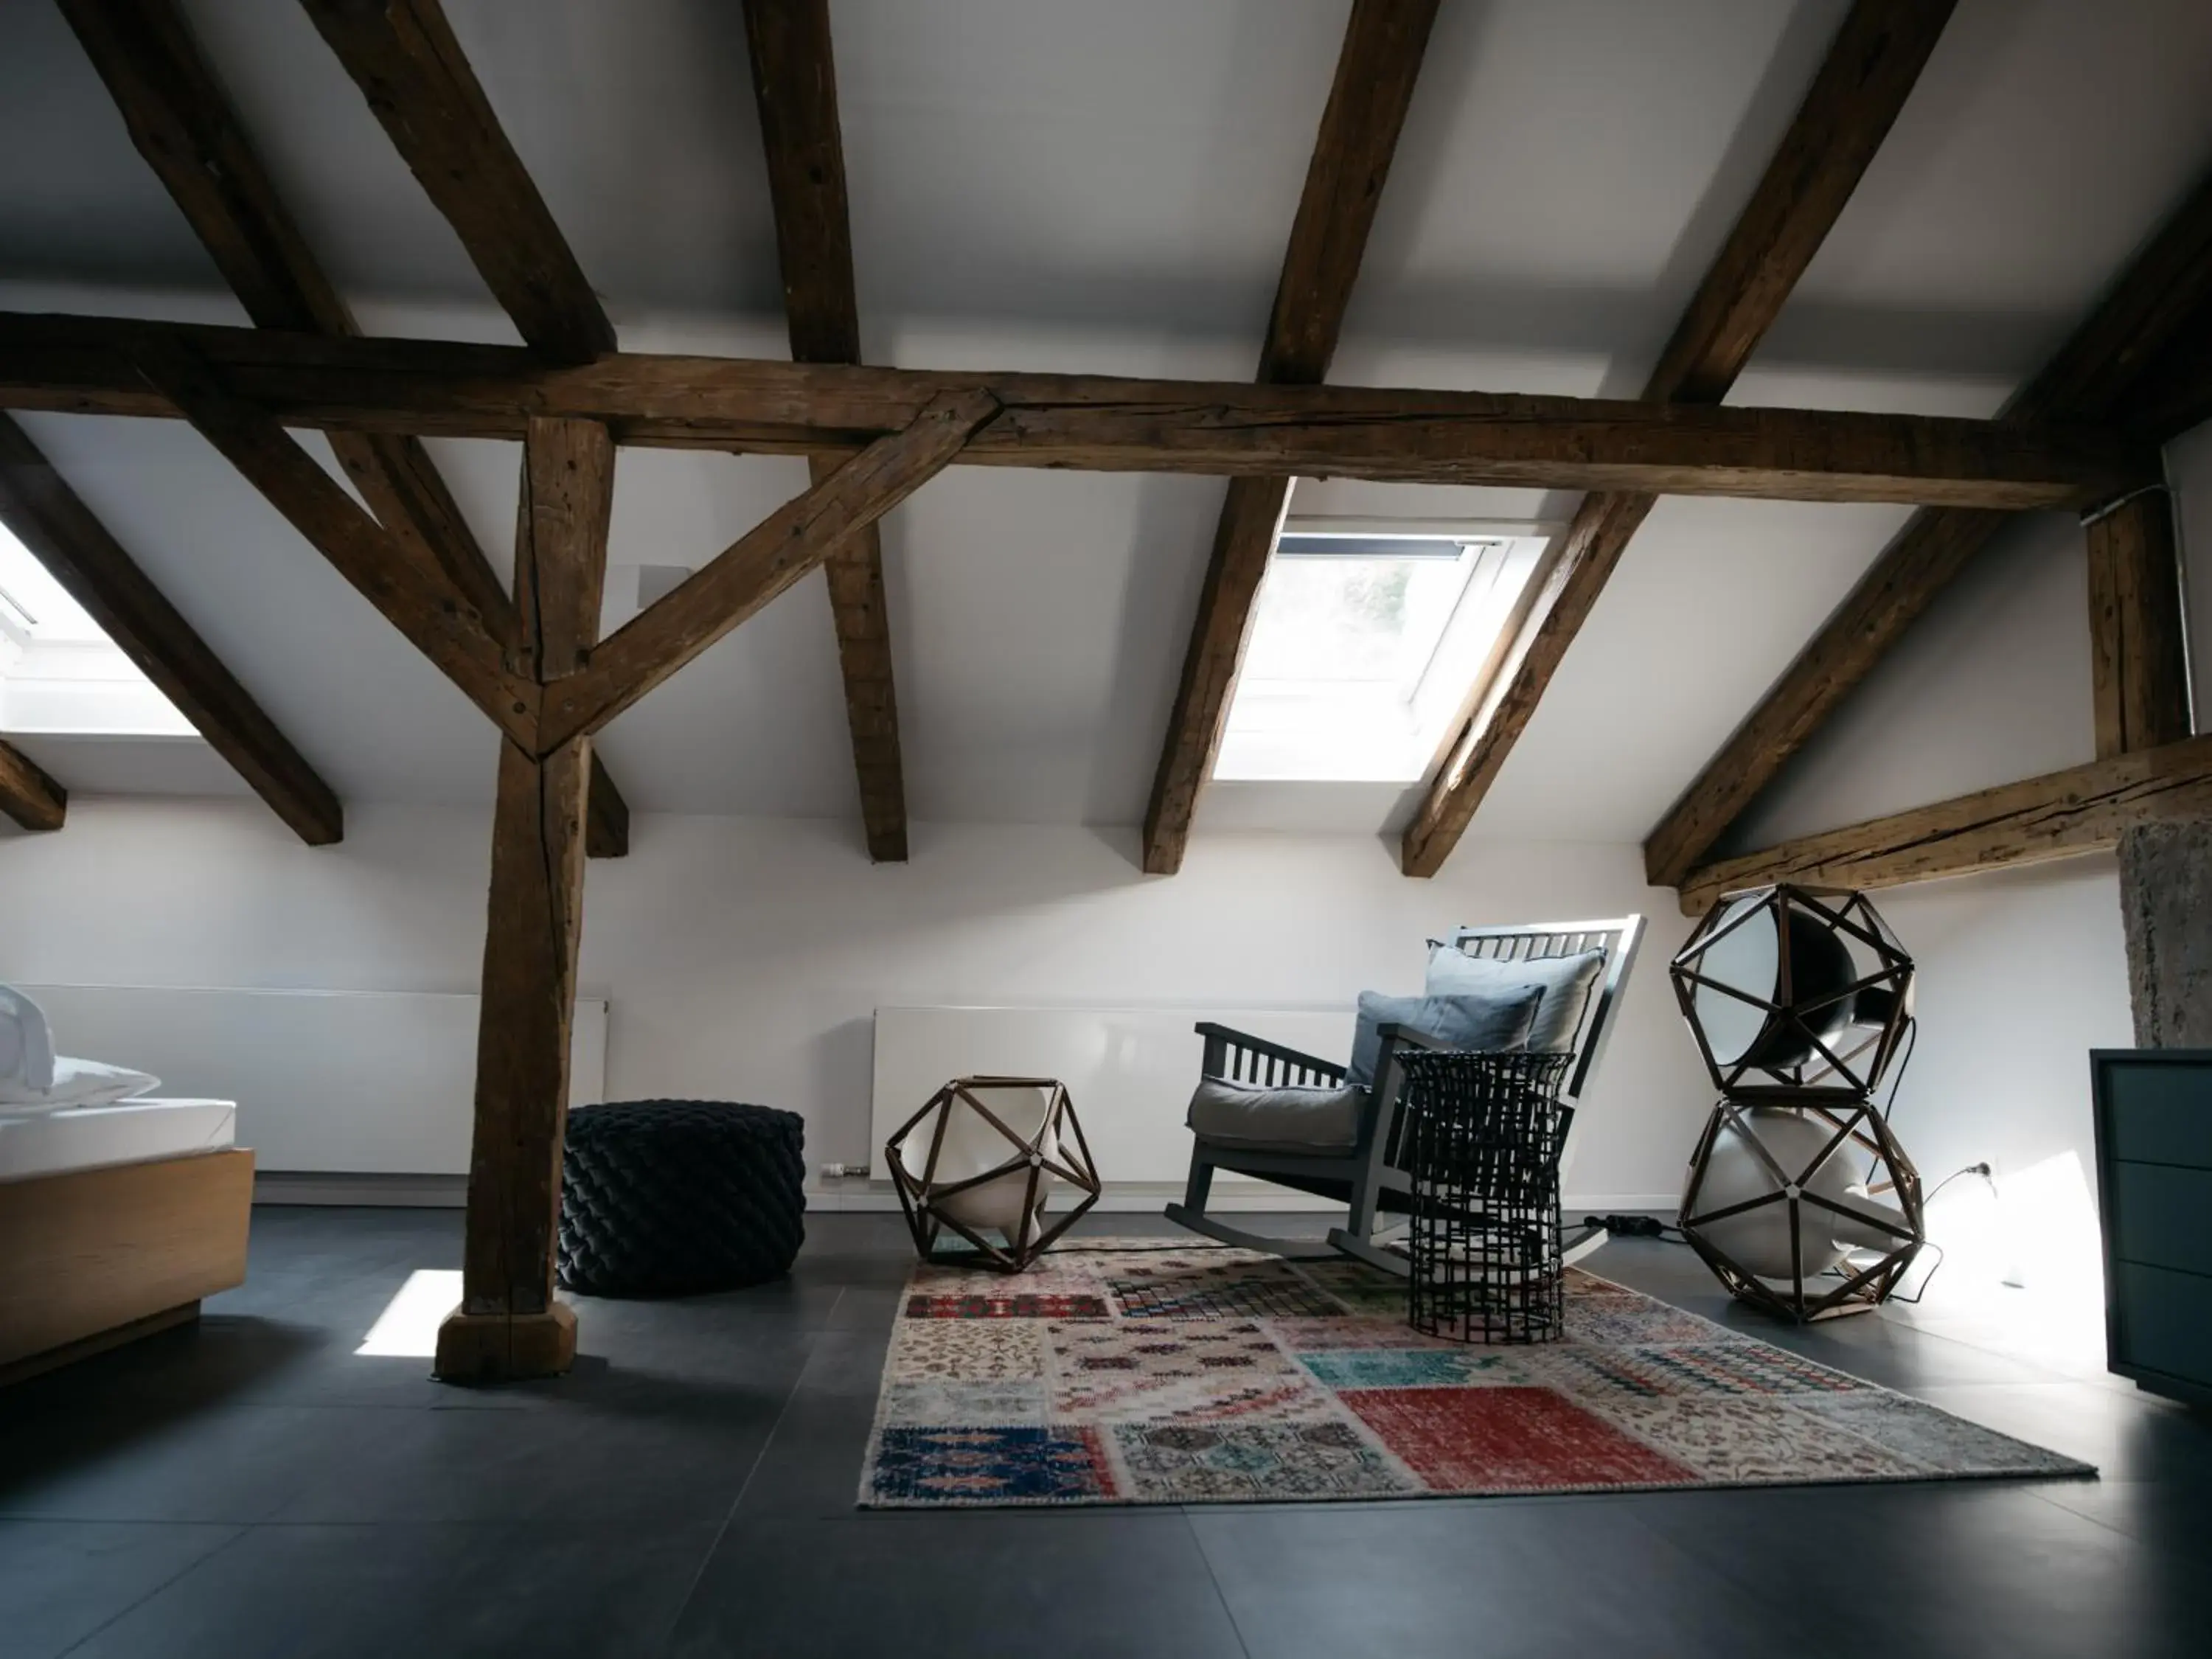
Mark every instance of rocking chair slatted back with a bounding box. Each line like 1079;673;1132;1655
1197;1025;1347;1090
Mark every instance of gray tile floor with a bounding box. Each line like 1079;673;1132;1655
2;1207;2208;1658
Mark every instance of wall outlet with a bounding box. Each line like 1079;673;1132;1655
819;1161;872;1181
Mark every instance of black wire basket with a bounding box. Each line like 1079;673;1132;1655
1397;1051;1576;1345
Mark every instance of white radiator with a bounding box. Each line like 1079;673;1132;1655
869;1004;1354;1201
19;984;608;1175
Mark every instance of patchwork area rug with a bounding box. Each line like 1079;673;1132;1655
857;1243;2093;1508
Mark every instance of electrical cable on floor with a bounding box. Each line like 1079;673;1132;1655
1576;1213;1691;1245
1039;1239;1248;1256
1821;1161;1994;1304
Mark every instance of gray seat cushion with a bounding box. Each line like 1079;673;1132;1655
1343;985;1544;1088
1187;1077;1368;1155
1425;945;1607;1054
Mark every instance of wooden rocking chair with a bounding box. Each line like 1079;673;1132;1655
1164;917;1645;1273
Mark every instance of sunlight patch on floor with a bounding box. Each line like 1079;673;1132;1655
1881;1152;2109;1377
356;1267;463;1357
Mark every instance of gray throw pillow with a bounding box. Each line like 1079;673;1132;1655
1425;945;1607;1054
1344;984;1543;1088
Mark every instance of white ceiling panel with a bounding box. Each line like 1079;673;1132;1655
890;466;1221;825
1472;497;1916;845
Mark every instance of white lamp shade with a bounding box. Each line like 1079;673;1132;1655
1691;894;1776;1066
1691;1108;1910;1281
896;1081;1059;1240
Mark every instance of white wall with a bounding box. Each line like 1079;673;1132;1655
0;801;1708;1206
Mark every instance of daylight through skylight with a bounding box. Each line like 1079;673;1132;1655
0;524;192;737
1212;529;1544;784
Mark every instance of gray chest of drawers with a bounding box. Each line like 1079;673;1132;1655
2093;1050;2212;1408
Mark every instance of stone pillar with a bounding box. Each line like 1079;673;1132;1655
2117;821;2212;1046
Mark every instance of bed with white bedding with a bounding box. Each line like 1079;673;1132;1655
0;1098;251;1384
0;986;254;1384
0;1098;237;1183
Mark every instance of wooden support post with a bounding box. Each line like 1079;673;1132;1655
2087;489;2192;759
435;418;612;1383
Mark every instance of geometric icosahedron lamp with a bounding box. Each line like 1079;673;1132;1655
885;1076;1101;1273
1669;885;1926;1321
1672;884;1916;1099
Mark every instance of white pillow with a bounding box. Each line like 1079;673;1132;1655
0;1055;161;1111
0;984;57;1094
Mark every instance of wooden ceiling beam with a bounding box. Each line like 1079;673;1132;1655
0;414;342;844
538;390;997;752
1677;730;2212;914
0;313;2148;509
0;740;67;833
744;0;908;863
130;337;538;748
60;0;637;852
1402;0;1956;878
299;0;615;366
1646;163;2212;888
1142;0;1439;875
58;0;521;647
742;0;860;366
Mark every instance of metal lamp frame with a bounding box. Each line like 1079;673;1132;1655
1671;884;1927;1322
1678;1096;1926;1321
885;1075;1102;1272
1669;885;1915;1102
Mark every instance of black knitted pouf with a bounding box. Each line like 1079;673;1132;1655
557;1100;806;1297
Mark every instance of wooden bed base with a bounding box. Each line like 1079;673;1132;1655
0;1148;254;1385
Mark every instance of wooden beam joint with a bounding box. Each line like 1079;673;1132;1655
536;389;998;754
127;335;540;749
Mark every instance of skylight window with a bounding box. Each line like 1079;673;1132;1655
1211;529;1544;784
0;525;193;737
